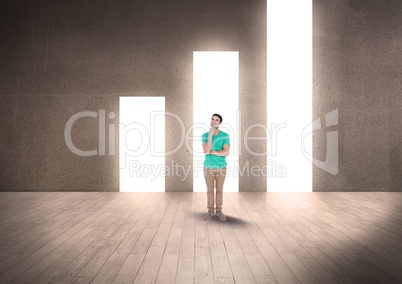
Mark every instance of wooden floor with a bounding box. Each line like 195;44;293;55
0;192;402;284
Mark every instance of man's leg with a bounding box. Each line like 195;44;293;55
204;168;215;211
215;168;226;211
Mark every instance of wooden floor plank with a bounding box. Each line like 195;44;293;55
0;192;401;284
278;192;402;282
195;246;214;284
155;253;178;284
0;198;125;282
227;253;256;284
133;246;164;284
244;253;277;284
209;241;232;279
176;195;196;284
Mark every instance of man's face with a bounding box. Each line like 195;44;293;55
210;116;221;128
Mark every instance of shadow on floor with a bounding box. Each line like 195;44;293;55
195;212;248;226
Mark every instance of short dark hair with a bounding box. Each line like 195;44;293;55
212;113;223;123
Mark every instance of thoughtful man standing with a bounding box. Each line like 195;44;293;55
202;114;230;221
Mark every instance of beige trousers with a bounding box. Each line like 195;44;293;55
204;168;226;211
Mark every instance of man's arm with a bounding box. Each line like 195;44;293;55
203;132;213;154
210;144;230;156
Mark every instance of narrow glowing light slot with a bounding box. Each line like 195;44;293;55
193;51;239;192
267;0;312;192
119;97;165;192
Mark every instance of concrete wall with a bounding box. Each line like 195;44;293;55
0;0;266;191
313;0;402;191
1;0;401;192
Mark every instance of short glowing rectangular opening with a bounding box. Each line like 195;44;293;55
267;0;312;192
119;97;165;192
193;51;239;192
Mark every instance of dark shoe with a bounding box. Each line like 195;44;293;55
203;209;214;220
216;210;226;221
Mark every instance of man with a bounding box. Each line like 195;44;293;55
202;113;230;221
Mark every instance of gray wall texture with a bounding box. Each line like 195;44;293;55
0;0;266;192
0;0;401;192
314;0;402;191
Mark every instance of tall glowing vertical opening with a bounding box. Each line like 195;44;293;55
267;1;312;192
193;51;239;192
119;97;165;192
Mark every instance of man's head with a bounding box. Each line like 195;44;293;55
211;113;223;128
